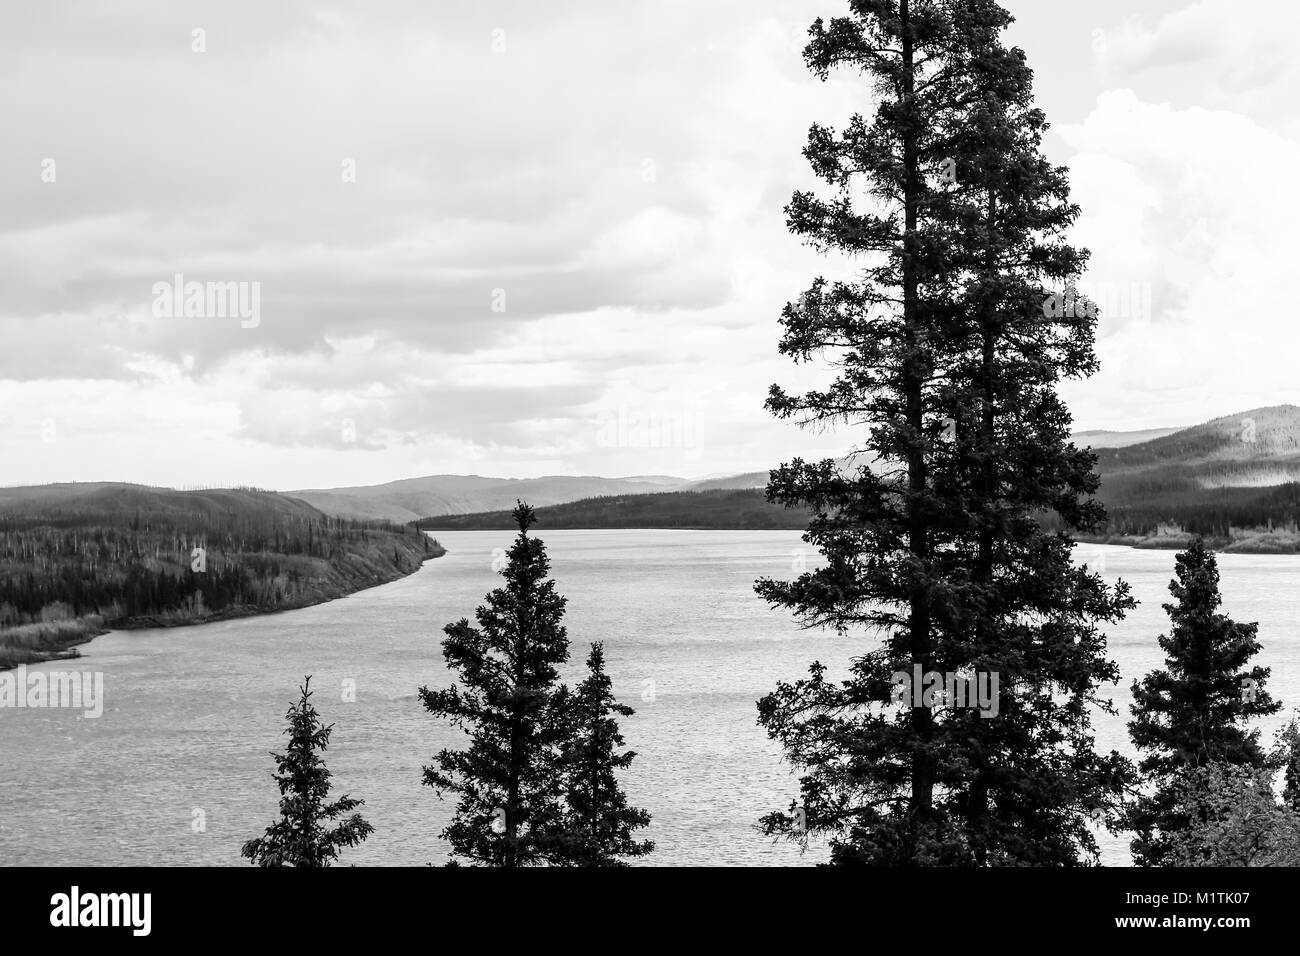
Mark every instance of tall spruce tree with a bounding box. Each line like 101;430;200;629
1125;537;1280;865
242;677;374;867
554;643;654;866
756;0;1134;865
420;502;572;866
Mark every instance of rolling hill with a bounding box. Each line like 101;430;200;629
287;474;697;522
0;482;325;522
417;488;807;531
680;472;769;491
0;483;443;668
1093;405;1300;486
1078;405;1300;549
1072;427;1181;449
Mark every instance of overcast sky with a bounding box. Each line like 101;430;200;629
3;0;1295;488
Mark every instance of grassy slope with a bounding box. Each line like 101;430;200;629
0;617;108;669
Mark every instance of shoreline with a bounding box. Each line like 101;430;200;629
437;524;1300;555
1074;533;1300;554
0;544;446;672
7;526;1295;672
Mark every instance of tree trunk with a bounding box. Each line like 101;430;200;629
900;0;934;857
969;189;999;865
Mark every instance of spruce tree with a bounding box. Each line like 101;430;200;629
1280;717;1300;814
420;501;572;866
756;0;1134;865
554;643;654;866
242;676;374;867
1125;537;1280;865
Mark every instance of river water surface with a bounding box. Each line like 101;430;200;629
2;532;1298;866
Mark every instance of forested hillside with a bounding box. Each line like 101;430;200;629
0;483;443;667
1064;405;1300;549
417;488;808;530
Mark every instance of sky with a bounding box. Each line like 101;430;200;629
3;0;1297;488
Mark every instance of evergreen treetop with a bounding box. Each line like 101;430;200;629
555;642;654;866
420;502;571;866
1126;538;1281;865
242;676;374;867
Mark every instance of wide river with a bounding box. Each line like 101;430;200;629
2;531;1298;866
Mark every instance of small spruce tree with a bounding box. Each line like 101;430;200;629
242;676;374;867
555;643;654;866
1279;716;1300;814
1125;537;1281;865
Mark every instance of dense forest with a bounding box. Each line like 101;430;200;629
0;484;443;666
1056;406;1300;548
418;476;1300;551
416;488;810;531
1062;479;1300;548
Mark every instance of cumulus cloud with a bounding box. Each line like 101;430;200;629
1094;0;1300;131
2;0;1295;486
0;0;867;485
1059;0;1300;430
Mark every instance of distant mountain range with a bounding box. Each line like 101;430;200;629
8;408;1298;550
412;407;1300;552
287;423;1173;523
286;472;767;523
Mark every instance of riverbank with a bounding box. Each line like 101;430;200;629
0;616;105;668
1077;526;1300;554
0;541;447;670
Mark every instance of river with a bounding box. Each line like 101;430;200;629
2;531;1297;866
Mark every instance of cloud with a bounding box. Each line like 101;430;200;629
0;0;869;486
7;0;1292;485
1058;87;1300;429
1095;0;1300;130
